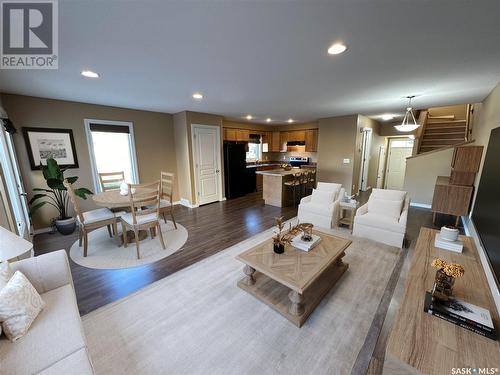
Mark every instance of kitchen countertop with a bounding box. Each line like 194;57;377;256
245;163;282;169
255;168;311;176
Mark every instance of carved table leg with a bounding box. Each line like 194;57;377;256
288;290;304;316
242;265;256;286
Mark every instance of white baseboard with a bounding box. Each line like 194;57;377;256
410;202;432;209
179;198;198;208
462;216;500;314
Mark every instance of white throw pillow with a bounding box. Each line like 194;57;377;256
310;189;335;204
370;188;406;202
0;261;14;336
0;271;45;342
368;198;403;220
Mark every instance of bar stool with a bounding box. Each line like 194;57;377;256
284;173;303;207
300;170;310;199
306;169;317;193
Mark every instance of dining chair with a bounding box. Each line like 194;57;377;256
147;172;177;229
120;181;166;259
98;171;125;192
63;179;120;257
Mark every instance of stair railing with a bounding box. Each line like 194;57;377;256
465;104;473;141
415;110;428;155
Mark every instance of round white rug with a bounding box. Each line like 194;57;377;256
69;220;188;270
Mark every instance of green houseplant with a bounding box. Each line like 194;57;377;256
29;158;93;235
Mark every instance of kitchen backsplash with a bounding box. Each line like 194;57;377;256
263;151;318;163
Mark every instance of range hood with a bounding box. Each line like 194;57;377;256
286;140;305;146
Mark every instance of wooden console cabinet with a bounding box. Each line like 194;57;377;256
384;227;500;375
431;176;473;226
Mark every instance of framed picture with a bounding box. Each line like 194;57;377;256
22;127;79;170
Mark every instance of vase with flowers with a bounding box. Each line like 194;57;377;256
431;258;465;300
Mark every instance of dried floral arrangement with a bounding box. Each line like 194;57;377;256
431;258;465;278
272;217;311;245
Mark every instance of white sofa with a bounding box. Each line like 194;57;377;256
0;251;95;374
297;182;345;229
352;188;410;248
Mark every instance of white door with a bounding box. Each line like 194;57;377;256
192;125;221;205
0;128;31;238
376;146;386;188
358;128;372;191
385;139;413;190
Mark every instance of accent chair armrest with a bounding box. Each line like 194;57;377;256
299;195;312;205
356;202;368;216
398;196;411;226
10;250;73;294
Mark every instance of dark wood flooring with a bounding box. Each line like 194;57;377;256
34;192;297;315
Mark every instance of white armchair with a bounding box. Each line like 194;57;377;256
297;182;345;229
352;188;410;248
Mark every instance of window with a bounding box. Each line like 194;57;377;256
84;120;139;192
246;143;262;161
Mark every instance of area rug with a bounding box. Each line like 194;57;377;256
82;225;400;375
69;220;188;270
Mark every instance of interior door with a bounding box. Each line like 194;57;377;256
192;125;221;205
385;142;413;190
358;128;372;191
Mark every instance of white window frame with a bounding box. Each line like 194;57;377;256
84;119;140;193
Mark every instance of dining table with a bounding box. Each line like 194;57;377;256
92;189;155;243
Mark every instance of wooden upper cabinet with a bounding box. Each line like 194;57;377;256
224;128;237;141
287;130;306;142
279;132;289;152
261;132;270;145
451;146;483;172
271;131;281;152
305;129;318;152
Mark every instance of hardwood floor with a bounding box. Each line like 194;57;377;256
34;192;297;315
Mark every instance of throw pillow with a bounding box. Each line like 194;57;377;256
368;198;403;220
0;261;14;336
310;188;335;204
0;271;45;342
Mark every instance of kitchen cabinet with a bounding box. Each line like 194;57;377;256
305;129;318;152
287;130;306;142
223;128;250;142
279;132;288;152
271;131;281;152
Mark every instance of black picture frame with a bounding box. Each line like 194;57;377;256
22;127;79;170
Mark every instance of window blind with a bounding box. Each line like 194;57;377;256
89;123;130;134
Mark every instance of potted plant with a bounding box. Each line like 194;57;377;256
29;158;93;235
431;258;465;300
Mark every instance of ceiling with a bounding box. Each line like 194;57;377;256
1;0;499;124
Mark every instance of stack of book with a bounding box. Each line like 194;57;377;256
424;292;497;340
291;234;321;252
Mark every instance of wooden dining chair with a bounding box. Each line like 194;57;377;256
157;172;177;229
63;179;120;257
98;171;125;192
120;181;165;259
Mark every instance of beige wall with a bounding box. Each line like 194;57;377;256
222;120;271;132
317;115;358;195
470;82;500;210
1;94;177;229
403;148;454;205
428;104;467;120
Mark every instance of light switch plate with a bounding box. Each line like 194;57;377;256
343;158;351;164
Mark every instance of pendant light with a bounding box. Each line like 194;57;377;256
394;95;420;132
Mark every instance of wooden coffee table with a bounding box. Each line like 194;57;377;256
236;230;351;327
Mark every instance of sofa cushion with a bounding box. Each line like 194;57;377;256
370;188;406;202
121;212;159;225
355;212;405;234
0;284;87;374
38;347;94;375
310;189;335;204
0;261;13;289
0;271;46;342
80;208;115;225
368;198;403;220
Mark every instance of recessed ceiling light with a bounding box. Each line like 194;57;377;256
327;43;348;55
81;70;99;78
381;114;395;121
192;92;203;100
266;118;271;123
287;118;294;123
246;115;253;120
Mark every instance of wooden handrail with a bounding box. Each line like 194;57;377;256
465;103;473;141
406;139;475;159
414;110;428;155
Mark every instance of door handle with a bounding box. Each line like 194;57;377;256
216;169;220;173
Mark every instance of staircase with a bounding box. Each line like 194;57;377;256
418;114;468;153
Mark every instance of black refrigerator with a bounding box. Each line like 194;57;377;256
224;142;247;199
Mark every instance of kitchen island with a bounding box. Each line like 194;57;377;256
255;168;312;207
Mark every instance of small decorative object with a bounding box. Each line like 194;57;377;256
300;223;313;242
272;217;304;254
440;225;460;242
281;164;292;171
29;158;93;235
22;127;79;170
431;258;465;300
